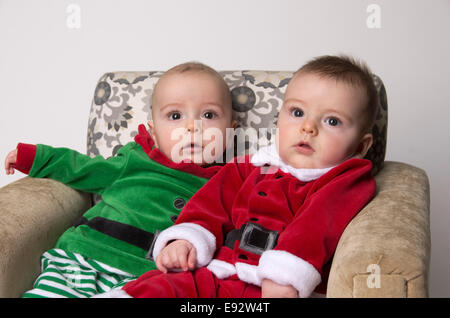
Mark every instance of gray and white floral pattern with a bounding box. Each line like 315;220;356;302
87;71;387;175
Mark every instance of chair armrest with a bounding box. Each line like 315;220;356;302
0;177;91;297
327;161;431;297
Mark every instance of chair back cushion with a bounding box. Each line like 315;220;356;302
87;71;387;175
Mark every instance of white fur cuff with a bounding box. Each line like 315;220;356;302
152;223;216;268
258;250;322;298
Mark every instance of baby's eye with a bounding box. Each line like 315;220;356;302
203;111;217;120
168;112;181;120
291;108;304;117
326;117;340;126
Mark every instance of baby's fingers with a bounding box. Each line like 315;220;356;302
187;247;197;270
4;149;18;175
4;162;14;175
155;254;168;273
177;252;189;271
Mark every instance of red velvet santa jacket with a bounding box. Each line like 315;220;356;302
151;145;376;297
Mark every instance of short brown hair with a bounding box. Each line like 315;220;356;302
152;61;231;111
295;55;378;133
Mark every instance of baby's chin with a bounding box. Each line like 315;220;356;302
287;161;322;170
171;154;219;166
177;158;206;166
280;154;327;170
285;156;349;170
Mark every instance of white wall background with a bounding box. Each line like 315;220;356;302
0;0;449;297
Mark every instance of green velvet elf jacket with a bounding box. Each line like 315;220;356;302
14;124;223;276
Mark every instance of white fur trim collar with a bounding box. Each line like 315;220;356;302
250;144;335;182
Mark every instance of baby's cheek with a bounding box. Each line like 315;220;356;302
325;145;352;165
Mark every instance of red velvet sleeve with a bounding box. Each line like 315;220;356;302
14;143;37;175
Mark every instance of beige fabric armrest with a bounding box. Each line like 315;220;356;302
327;161;431;298
0;177;91;297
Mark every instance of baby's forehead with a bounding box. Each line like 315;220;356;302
286;73;368;115
153;70;231;107
289;72;367;99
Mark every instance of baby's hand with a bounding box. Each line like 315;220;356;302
261;279;298;298
4;149;18;175
155;239;197;273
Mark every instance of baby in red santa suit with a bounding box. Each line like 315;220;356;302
99;55;378;298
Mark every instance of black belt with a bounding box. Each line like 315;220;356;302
224;222;279;255
74;217;159;260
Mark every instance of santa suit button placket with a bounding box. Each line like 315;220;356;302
173;197;186;210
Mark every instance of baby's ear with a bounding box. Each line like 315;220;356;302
356;133;373;158
147;120;154;135
147;121;159;148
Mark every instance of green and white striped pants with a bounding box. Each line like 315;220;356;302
22;249;137;298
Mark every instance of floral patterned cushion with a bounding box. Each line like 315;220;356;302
87;71;387;175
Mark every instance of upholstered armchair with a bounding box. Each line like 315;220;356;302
0;70;430;297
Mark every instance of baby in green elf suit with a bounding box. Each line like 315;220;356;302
4;62;237;298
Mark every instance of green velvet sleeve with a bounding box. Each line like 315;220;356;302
29;143;131;194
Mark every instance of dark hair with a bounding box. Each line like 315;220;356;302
296;55;378;133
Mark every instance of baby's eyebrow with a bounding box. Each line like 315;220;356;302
158;103;183;112
202;102;224;109
283;98;306;105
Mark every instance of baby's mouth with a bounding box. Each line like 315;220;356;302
182;143;203;153
296;141;315;153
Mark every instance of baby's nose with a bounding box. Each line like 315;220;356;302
300;120;317;136
186;119;202;133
